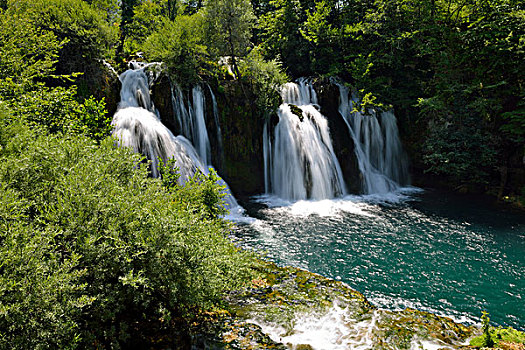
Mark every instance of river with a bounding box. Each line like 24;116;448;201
233;188;525;330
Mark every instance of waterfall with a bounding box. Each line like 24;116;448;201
263;78;410;200
337;83;409;194
190;86;212;165
265;79;347;201
111;63;242;214
263;121;271;194
171;83;193;141
208;85;224;164
112;107;202;181
118;68;156;112
170;84;215;166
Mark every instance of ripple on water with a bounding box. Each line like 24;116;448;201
234;190;525;330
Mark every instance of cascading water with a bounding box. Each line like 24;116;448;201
208;85;224;164
264;79;410;200
112;106;202;181
337;83;409;194
171;82;193;142
118;67;156;112
265;79;347;201
190;86;212;165
170;84;216;166
111;63;242;215
168;82;245;215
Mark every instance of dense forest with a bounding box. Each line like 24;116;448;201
0;0;524;348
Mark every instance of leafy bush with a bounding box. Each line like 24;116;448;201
202;0;256;77
143;14;208;87
0;6;112;139
122;0;165;55
0;116;255;348
0;7;64;103
8;0;118;74
160;159;230;219
470;311;525;347
77;96;112;141
239;47;289;116
422;117;498;187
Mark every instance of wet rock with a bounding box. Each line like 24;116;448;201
213;81;266;197
220;261;477;349
289;104;304;121
78;60;121;119
316;81;362;194
151;72;178;134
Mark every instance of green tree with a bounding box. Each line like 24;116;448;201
84;0;121;24
124;0;165;54
117;0;139;58
203;0;256;78
258;0;311;77
10;0;117;75
143;13;208;86
301;0;338;75
239;47;288;116
0;6;112;138
183;0;204;14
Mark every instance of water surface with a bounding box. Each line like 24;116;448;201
233;189;525;329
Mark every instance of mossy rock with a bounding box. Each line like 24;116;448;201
219;260;480;349
470;326;525;348
289;104;304;121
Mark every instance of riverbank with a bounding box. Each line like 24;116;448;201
171;260;525;349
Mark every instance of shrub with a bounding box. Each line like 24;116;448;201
0;4;113;140
470;311;525;347
8;0;118;74
0;118;254;348
239;47;289;116
143;14;208;87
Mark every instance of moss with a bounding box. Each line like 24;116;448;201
470;326;525;347
295;345;314;350
185;259;487;348
374;308;475;348
289;104;304;121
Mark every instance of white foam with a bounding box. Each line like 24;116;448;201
369;293;479;326
247;301;465;349
247;302;381;350
254;195;373;217
287;199;374;217
223;206;256;224
253;188;423;218
410;338;455;350
354;186;424;205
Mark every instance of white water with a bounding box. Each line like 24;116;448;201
247;303;456;350
112;63;243;216
208;85;224;163
171;84;213;166
337;83;409;194
169;82;247;217
247;302;380;350
264;79;410;201
171;83;193;145
265;79;347;201
118;68;156;112
113;107;201;181
191;86;212;165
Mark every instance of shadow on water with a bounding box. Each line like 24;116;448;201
410;189;525;231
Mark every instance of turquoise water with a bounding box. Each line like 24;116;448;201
233;189;525;329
